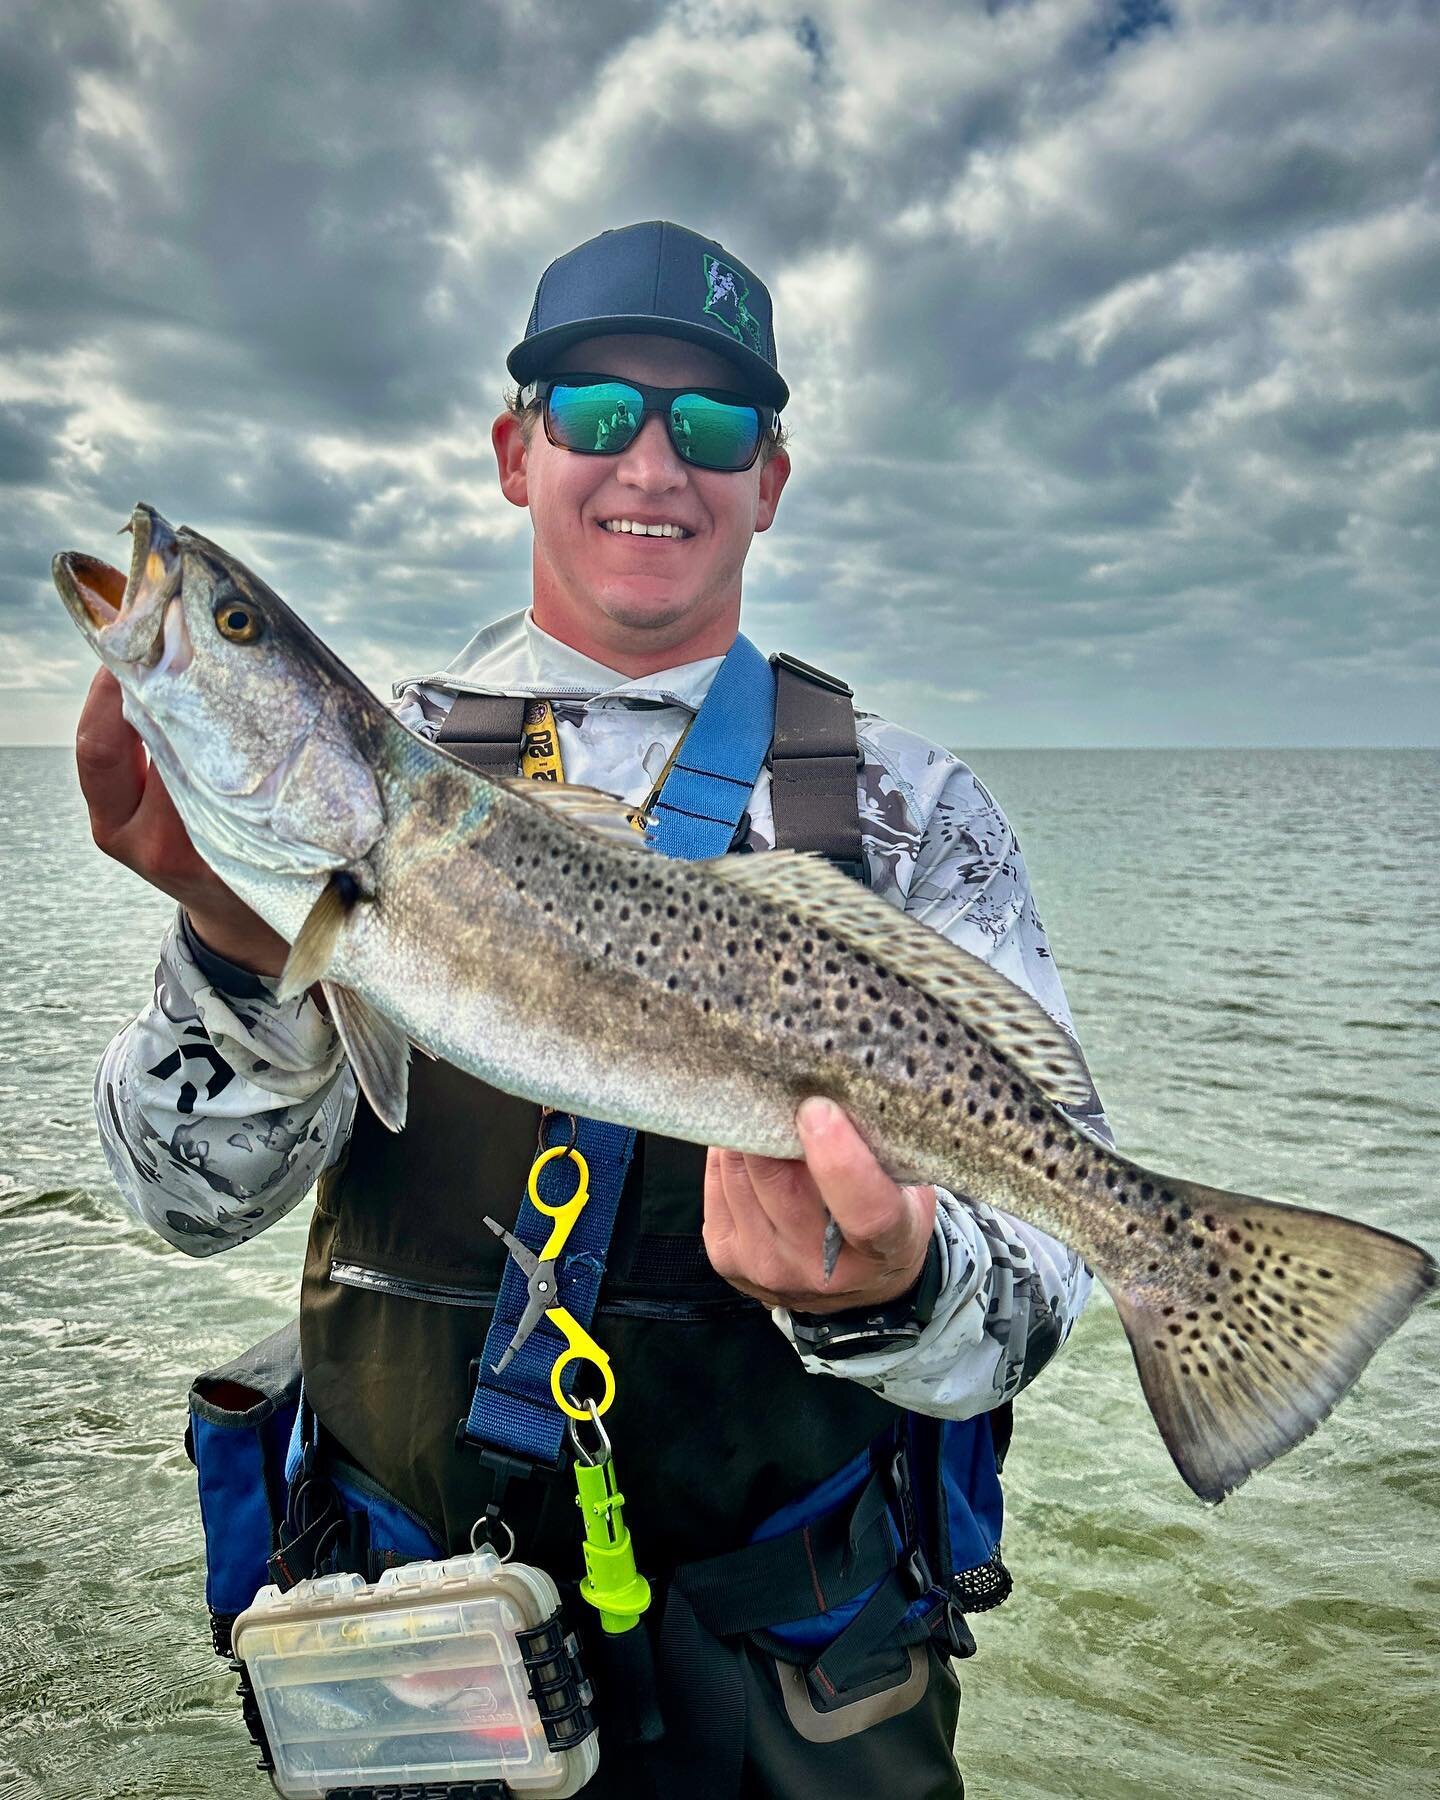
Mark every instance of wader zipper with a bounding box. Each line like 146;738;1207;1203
329;1259;757;1322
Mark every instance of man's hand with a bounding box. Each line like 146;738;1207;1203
703;1097;936;1314
75;668;289;977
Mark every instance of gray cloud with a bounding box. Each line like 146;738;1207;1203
2;0;1437;747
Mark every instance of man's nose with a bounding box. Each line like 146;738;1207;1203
615;413;688;490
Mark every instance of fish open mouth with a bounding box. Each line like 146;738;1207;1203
54;502;184;670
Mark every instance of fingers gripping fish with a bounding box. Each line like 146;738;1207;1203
55;505;1437;1506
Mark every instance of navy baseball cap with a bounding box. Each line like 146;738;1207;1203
507;220;788;412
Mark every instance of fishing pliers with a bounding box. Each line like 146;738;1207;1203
483;1144;615;1419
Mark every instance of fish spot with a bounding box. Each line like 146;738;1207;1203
1125;1221;1137;1235
858;1019;872;1035
1045;1162;1058;1180
1028;1105;1044;1123
1021;1146;1034;1162
989;1082;1001;1099
966;1099;978;1115
970;1064;984;1081
983;1110;996;1126
781;969;797;986
1104;1170;1117;1188
1141;1183;1154;1200
1190;1236;1205;1251
665;975;678;990
1163;1216;1177;1234
650;931;662;947
940;1089;953;1106
890;1010;905;1029
1003;1105;1015;1120
1208;1261;1222;1278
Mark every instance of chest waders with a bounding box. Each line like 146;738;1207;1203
185;649;1013;1797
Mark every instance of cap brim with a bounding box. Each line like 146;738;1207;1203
507;316;788;412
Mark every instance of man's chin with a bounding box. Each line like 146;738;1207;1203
599;595;702;635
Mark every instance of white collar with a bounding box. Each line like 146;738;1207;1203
395;608;729;711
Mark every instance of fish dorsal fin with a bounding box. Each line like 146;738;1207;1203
496;777;652;852
708;851;1097;1108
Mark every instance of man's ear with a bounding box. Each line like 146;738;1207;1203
754;449;791;533
493;411;531;509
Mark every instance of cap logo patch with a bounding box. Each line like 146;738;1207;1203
702;254;763;354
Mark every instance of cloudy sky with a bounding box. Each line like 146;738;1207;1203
3;0;1437;747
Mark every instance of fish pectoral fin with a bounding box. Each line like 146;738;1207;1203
322;980;410;1132
276;870;363;1001
1110;1175;1437;1504
497;778;651;851
707;850;1097;1109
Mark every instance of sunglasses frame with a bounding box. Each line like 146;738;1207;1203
522;373;777;473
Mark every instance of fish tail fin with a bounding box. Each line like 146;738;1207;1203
1110;1176;1435;1503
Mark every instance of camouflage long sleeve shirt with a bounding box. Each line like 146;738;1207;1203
95;608;1112;1421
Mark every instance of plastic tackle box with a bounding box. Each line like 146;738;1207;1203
231;1548;599;1798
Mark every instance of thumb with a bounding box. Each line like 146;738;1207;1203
75;668;147;838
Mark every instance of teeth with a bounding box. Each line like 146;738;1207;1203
602;519;689;537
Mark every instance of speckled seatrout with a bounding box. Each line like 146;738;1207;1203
56;505;1436;1504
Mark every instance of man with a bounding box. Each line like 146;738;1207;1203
78;221;1109;1797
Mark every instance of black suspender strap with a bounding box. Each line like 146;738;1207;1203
768;652;865;881
434;693;527;773
431;659;867;880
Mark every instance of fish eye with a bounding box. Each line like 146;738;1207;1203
214;597;263;643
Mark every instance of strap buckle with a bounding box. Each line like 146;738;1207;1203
770;650;854;698
883;1442;933;1600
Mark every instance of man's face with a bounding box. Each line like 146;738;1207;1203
493;333;789;667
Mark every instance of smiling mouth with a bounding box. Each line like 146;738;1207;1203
596;518;693;540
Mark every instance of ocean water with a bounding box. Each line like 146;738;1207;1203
1;745;1436;1799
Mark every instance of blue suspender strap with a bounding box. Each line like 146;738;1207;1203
462;634;776;1470
644;634;775;860
464;1111;635;1469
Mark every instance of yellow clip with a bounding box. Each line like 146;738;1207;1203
528;1144;591;1262
547;1307;616;1420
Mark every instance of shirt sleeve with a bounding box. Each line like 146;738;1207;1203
776;757;1113;1417
94;908;356;1256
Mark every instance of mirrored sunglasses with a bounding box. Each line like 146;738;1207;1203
523;374;774;473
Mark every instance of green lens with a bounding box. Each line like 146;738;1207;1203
548;381;643;453
670;393;762;470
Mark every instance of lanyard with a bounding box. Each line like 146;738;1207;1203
462;635;777;1471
